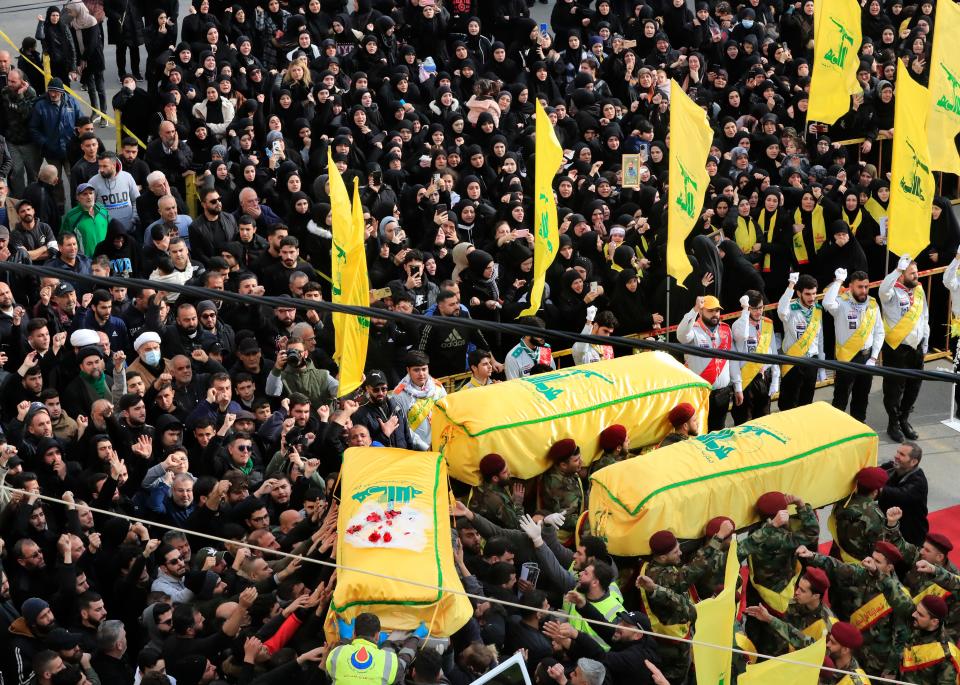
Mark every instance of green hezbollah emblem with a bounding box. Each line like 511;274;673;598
675;159;698;219
352;484;423;505
520;368;614;401
537;191;555;253
935;62;960;116
823;17;854;68
332;241;347;296
692;425;788;463
899;139;930;201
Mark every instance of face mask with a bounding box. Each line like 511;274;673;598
742;19;754;28
144;349;161;366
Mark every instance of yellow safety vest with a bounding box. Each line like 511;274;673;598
564;591;626;651
748;557;801;616
326;638;398;685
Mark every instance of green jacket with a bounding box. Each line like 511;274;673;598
60;202;109;256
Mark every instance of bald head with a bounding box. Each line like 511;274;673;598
38;164;58;184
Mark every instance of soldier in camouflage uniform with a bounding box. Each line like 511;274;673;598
469;453;525;529
634;570;698;684
658;402;699;448
885;507;960;642
694;516;737;599
898;596;960;685
637;527;730;683
739;492;819;609
744;567;836;655
800;541;914;677
590;424;629;475
540;439;584;544
830;466;889;564
825;622;873;685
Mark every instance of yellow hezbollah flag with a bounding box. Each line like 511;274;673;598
807;0;862;124
927;0;960;173
888;62;935;259
667;80;712;286
328;151;370;396
329;448;473;639
694;537;740;685
739;636;826;685
519;100;564;318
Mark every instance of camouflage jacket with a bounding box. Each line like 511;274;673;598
809;553;914;675
833;493;887;560
540;466;583;533
589;450;623;475
644;583;697;685
470;482;523;530
647;537;725;598
888;523;960;642
738;504;819;592
899;628;960;685
766;600;836;654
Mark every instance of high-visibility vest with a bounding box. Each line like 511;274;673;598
326;638;398;685
564;591;626;651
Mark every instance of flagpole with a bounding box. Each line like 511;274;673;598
666;277;672;341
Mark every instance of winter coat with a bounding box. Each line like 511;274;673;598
29;92;81;161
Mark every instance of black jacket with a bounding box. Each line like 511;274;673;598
878;462;929;545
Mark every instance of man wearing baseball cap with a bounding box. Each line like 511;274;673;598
59;183;108;256
677;293;739;430
352;369;415;450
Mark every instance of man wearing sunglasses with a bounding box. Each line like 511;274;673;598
187;187;237;268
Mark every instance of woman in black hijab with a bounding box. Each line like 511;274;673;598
610;268;660;335
39;6;76;82
717;239;766;311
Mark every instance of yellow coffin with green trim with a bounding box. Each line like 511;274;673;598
330;447;472;637
589;403;878;556
432;352;711;485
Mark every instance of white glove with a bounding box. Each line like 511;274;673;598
865;358;877;366
739;294;750;310
897;254;912;271
788;272;800;286
834;268;847;283
817;368;827;383
768;382;779;397
586;305;598;322
46;241;58;251
543;512;566;529
518;514;543;547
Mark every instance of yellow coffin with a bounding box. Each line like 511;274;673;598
432;352;711;485
589;403;878;556
329;447;472;637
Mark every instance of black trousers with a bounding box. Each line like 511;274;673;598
832;349;874;422
777;364;817;411
732;371;771;425
708;386;734;431
881;342;924;421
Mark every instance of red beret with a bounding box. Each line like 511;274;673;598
856;467;888;491
478;453;506;479
925;533;954;554
705;516;735;538
547;438;579;462
803;567;830;595
598;424;628;451
756;491;788;518
921;595;948;620
874;541;904;565
830;622;863;650
667;403;696;427
649;530;678;555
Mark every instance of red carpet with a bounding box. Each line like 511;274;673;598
819;505;960;564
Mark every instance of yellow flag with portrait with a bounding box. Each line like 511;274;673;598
927;0;960;173
328;151;370;396
519;99;564;318
888;62;935;259
666;81;712;286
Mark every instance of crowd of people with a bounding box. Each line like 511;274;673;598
0;0;960;683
